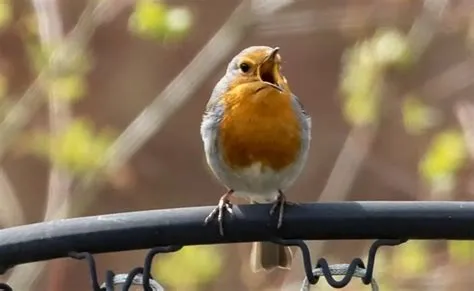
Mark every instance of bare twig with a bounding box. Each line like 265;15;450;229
257;5;402;36
407;0;449;58
419;58;474;101
318;125;379;202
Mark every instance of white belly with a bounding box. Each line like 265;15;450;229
229;162;289;202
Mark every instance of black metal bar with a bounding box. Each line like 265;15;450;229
1;201;474;273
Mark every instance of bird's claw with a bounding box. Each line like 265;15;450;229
269;191;295;229
204;196;234;236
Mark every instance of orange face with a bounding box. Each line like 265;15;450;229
224;47;290;94
218;47;301;171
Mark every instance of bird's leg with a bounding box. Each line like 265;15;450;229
269;190;295;229
204;189;234;235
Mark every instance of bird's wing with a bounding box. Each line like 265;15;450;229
200;77;228;155
292;94;312;133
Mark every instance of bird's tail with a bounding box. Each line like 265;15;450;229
249;199;293;272
250;241;293;272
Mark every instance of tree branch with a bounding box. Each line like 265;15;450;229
5;1;126;289
0;0;112;159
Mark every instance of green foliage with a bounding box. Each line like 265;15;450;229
391;240;429;277
30;119;115;174
419;129;468;191
371;28;412;68
19;11;93;95
402;95;439;135
448;241;474;265
340;28;412;127
25;41;48;73
128;0;192;41
48;74;87;102
340;40;383;126
152;245;222;290
0;0;12;31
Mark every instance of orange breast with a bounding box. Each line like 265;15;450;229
219;87;301;171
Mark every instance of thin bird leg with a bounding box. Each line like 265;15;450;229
204;189;234;235
269;190;295;229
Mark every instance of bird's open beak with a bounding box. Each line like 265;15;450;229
257;47;283;92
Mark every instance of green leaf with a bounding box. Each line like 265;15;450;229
49;74;87;102
340;41;383;126
128;0;168;40
392;240;429;277
402;95;439;135
153;245;222;289
31;119;115;174
163;7;192;40
0;0;12;31
371;28;412;68
419;129;468;188
448;241;474;265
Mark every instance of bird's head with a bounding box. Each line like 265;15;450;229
225;46;289;94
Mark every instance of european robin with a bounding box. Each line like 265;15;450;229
200;46;311;272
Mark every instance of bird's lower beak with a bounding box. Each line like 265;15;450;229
258;47;283;92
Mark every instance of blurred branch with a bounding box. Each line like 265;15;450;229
286;0;449;287
365;154;420;199
407;0;449;58
7;0;71;290
0;0;118;159
31;0;72;225
257;5;405;35
35;0;73;289
5;1;134;290
419;58;474;100
455;101;474;159
0;168;24;227
318;125;379;202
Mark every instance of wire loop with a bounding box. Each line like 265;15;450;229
99;271;164;291
142;246;183;291
300;264;379;291
0;283;12;291
69;246;182;291
2;237;408;290
273;238;407;289
69;252;102;291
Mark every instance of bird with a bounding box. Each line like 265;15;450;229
200;46;311;272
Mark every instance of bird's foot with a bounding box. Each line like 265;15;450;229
204;190;234;236
269;190;295;229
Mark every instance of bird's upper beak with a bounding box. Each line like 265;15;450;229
257;47;283;92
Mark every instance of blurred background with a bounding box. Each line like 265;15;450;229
0;0;473;290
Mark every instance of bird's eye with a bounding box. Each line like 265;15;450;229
239;62;251;73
